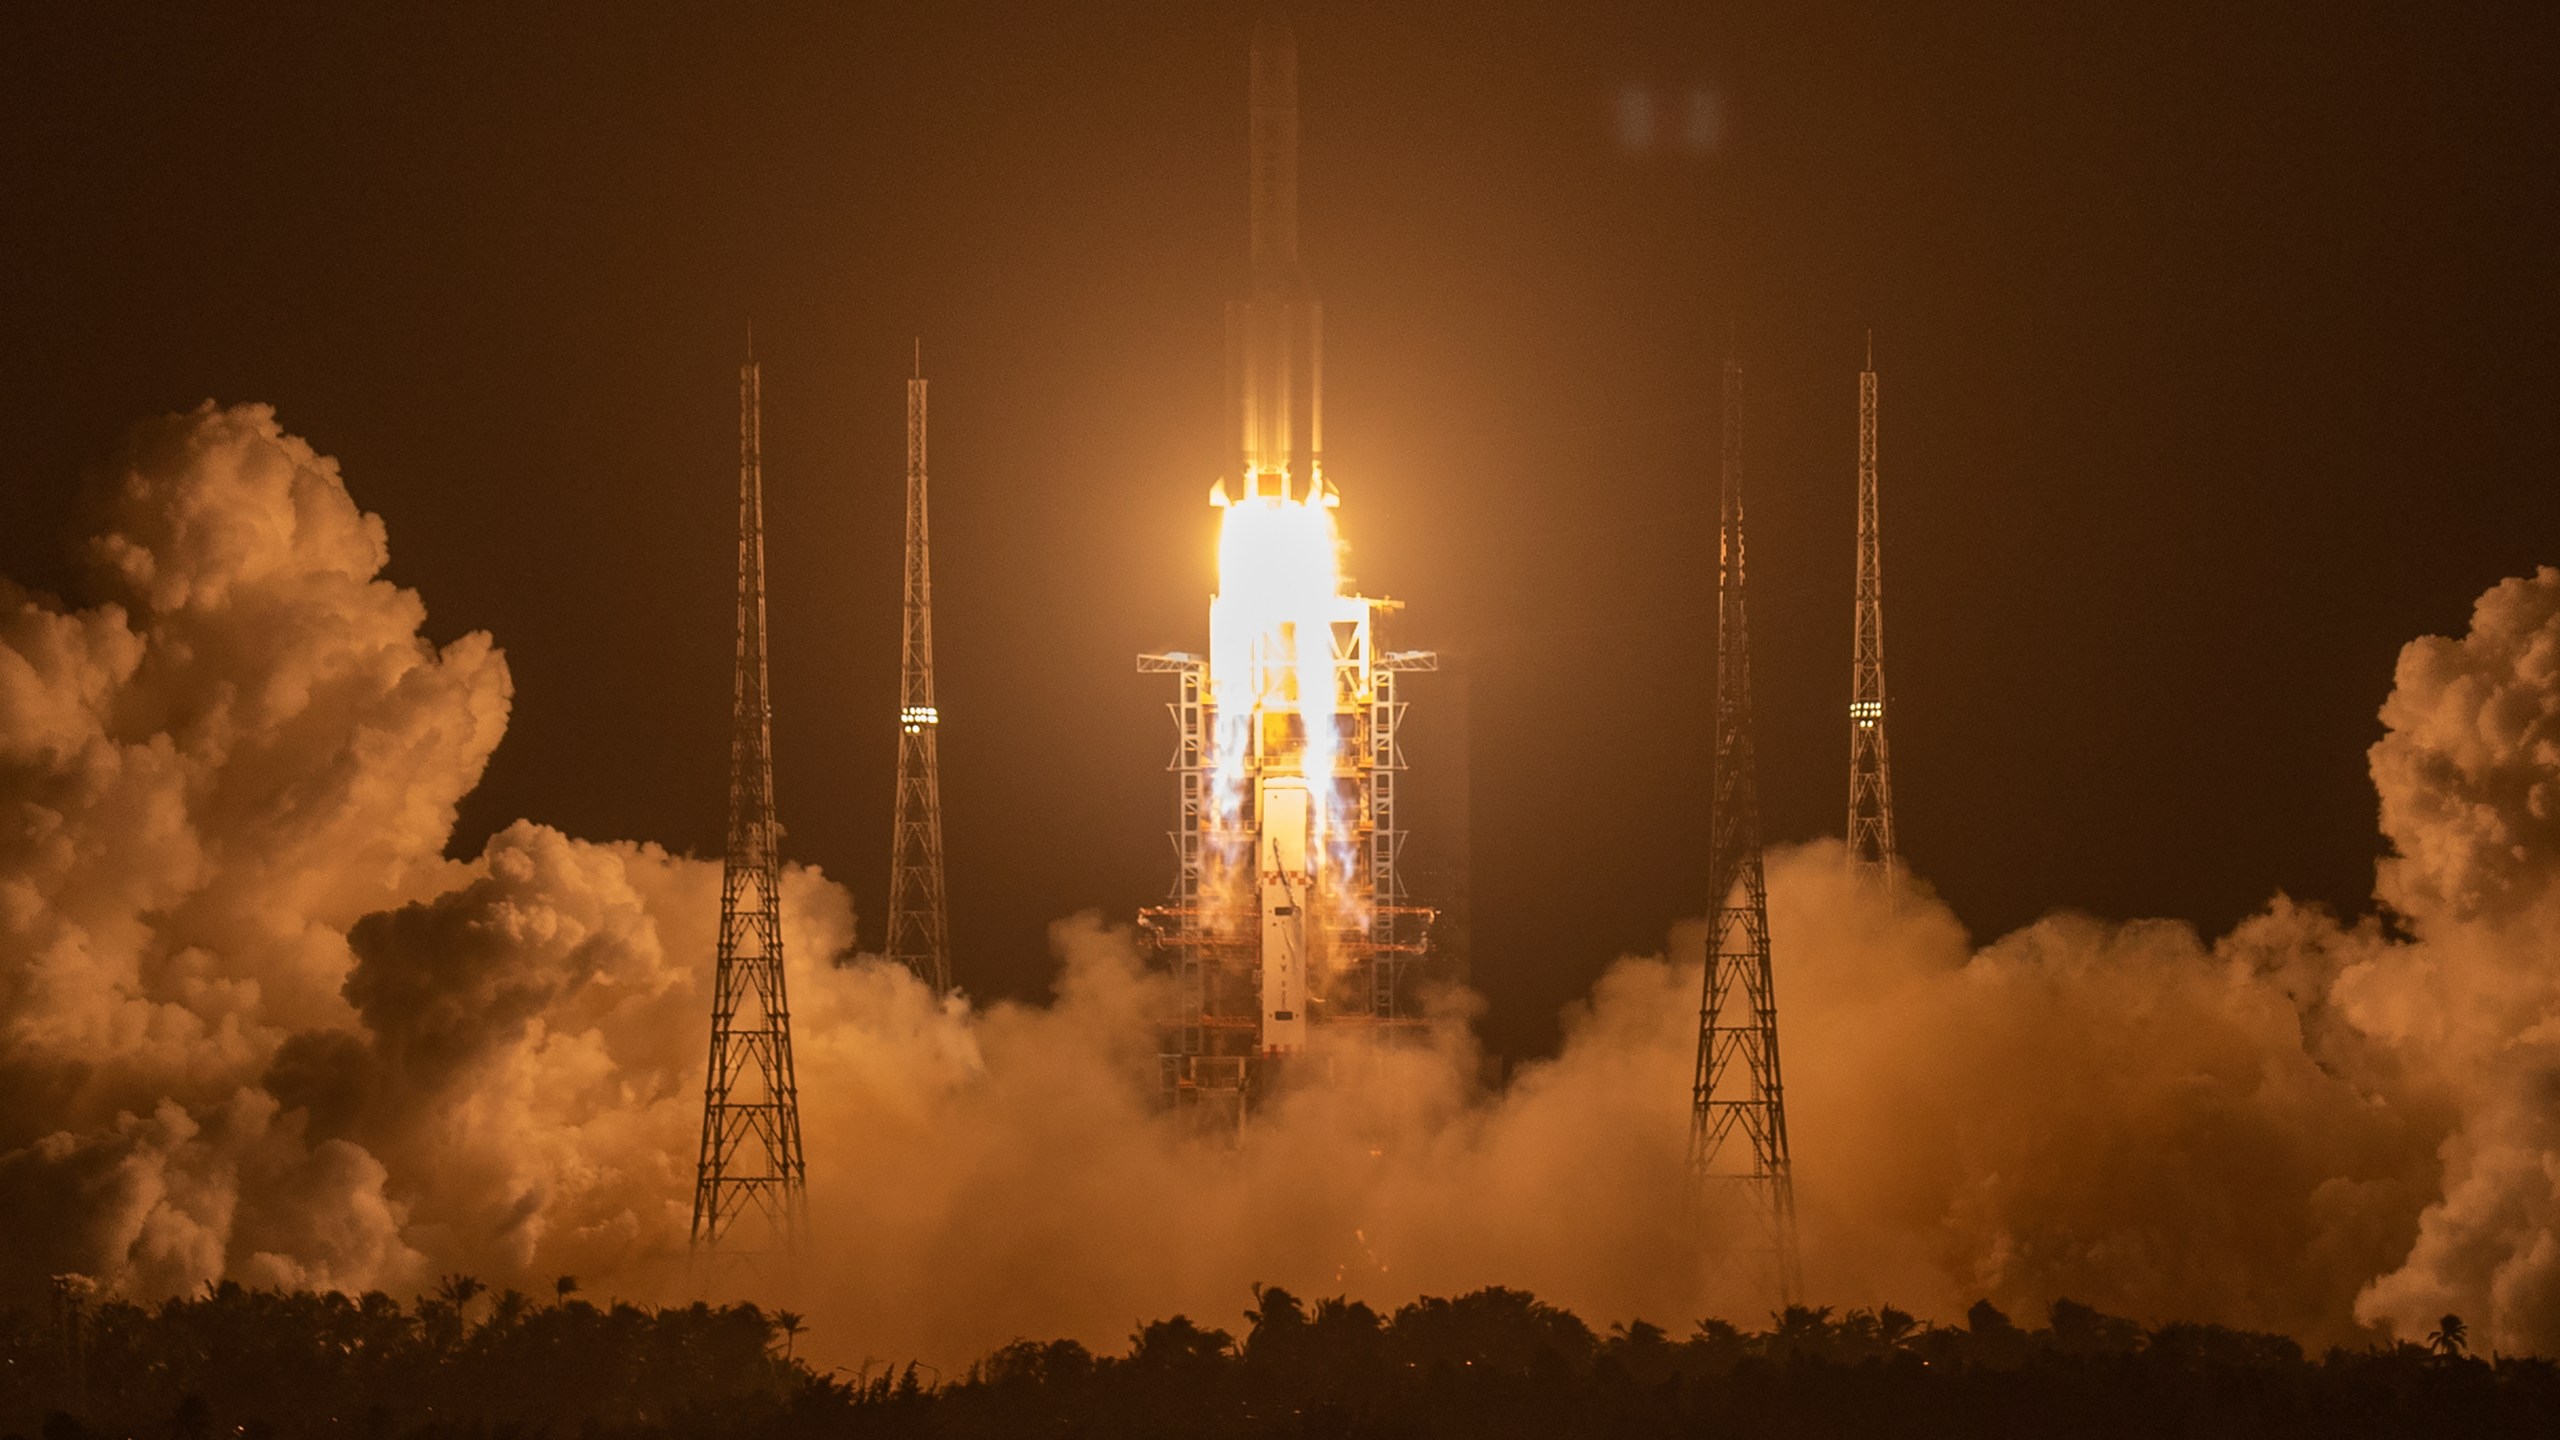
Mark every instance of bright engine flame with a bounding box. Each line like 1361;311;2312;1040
1208;479;1346;849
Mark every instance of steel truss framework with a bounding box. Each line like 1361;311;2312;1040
1691;353;1803;1306
1848;333;1897;885
692;352;809;1256
887;348;954;997
1138;626;1436;1129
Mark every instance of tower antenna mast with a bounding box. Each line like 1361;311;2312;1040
692;344;809;1255
887;342;954;996
1848;331;1897;884
1691;350;1803;1306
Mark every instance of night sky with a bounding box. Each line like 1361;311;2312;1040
4;0;2553;1063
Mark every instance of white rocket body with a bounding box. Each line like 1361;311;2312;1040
1257;777;1312;1055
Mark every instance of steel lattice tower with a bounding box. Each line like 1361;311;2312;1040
886;345;952;997
1847;332;1897;885
1691;352;1803;1306
692;349;809;1254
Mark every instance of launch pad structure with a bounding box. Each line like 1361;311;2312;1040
1691;353;1803;1306
887;345;955;997
692;346;809;1260
1847;333;1897;887
1137;17;1439;1126
1137;634;1439;1122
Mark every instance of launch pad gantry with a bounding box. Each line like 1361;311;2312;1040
1137;16;1438;1127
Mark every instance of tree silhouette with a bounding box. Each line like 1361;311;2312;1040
1828;1305;1923;1361
1128;1315;1233;1373
2048;1297;2143;1357
433;1275;486;1322
0;1286;817;1439
1390;1286;1594;1381
1601;1319;1677;1384
975;1337;1094;1389
483;1289;532;1336
8;1279;2559;1439
1767;1304;1838;1362
1242;1283;1314;1373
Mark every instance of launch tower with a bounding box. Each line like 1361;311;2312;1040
1139;17;1436;1127
692;349;810;1255
1691;353;1803;1305
887;346;954;996
1846;333;1896;885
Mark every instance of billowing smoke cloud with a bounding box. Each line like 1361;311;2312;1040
5;404;2559;1363
2346;570;2560;1348
0;403;507;1298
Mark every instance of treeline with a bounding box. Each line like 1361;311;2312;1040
4;1278;814;1440
917;1288;2558;1440
7;1280;2558;1440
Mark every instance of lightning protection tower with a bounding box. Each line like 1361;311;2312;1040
1847;332;1896;885
692;346;810;1257
886;344;953;997
1691;351;1803;1307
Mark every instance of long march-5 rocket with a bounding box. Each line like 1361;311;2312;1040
1230;16;1326;1058
1146;16;1433;1114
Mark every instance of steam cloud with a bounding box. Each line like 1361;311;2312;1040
4;404;2558;1363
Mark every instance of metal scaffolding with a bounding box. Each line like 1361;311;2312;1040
1137;614;1436;1126
887;344;953;997
1848;331;1897;886
692;348;809;1256
1691;351;1802;1307
1367;648;1437;1019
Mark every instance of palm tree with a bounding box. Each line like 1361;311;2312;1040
2428;1313;2467;1358
774;1310;806;1361
486;1289;532;1333
433;1274;487;1336
1770;1304;1839;1362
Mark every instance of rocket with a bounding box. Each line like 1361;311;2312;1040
1237;17;1324;1057
1228;15;1324;507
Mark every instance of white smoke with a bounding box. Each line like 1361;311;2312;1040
5;404;2560;1362
0;403;506;1298
2346;569;2560;1350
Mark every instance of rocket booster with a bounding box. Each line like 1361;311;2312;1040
1228;16;1324;505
